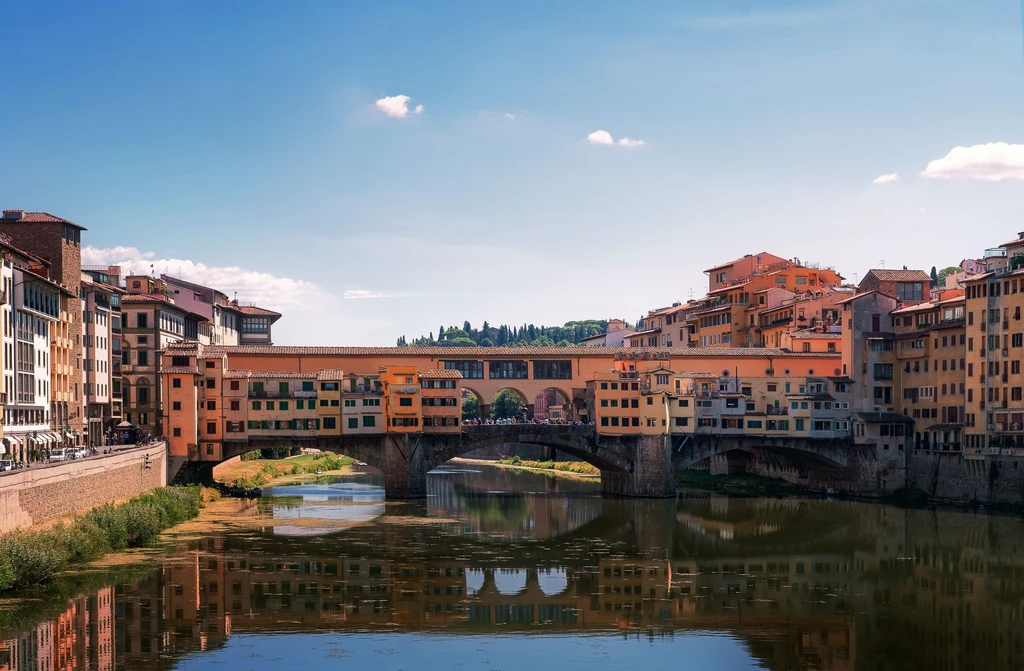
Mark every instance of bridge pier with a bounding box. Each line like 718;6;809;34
383;433;429;499
600;435;676;498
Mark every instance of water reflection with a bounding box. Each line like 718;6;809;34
261;479;386;536
2;463;1024;671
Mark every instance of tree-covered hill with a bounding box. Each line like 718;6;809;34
396;320;607;347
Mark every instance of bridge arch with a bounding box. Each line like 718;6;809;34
423;425;633;474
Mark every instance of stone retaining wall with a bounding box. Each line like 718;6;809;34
0;444;167;533
907;451;1024;503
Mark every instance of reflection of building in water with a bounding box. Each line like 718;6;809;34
5;503;1024;671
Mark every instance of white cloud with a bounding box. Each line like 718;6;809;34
872;173;900;184
374;94;423;118
504;113;516;120
343;289;409;300
587;130;645;147
83;245;331;313
921;142;1024;181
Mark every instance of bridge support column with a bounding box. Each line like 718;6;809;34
600;435;675;498
383;433;429;499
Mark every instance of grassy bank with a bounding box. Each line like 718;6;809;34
496;456;600;475
676;469;805;495
0;486;206;593
215;452;355;488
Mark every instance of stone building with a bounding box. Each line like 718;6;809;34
0;210;86;446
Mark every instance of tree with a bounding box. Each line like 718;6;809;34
451;336;476;347
479;337;493;347
490;389;524;420
463;320;472;333
929;266;939;288
462;394;480;420
935;265;960;287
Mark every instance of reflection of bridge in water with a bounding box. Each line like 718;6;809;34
7;497;1024;671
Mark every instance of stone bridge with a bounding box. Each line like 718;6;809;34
222;425;674;498
200;426;891;498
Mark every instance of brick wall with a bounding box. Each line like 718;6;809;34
0;445;167;533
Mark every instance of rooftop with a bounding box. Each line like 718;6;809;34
202;345;842;358
1;210;87;230
418;369;464;379
317;369;346;381
862;269;932;283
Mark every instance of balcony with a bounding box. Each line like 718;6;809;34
766;406;789;416
294;391;317;398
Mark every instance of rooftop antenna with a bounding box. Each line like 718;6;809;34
879;259;885;269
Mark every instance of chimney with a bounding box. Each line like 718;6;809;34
1017;231;1024;240
2;210;24;220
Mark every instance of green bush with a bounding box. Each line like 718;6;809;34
0;486;204;592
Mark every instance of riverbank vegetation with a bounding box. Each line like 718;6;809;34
497;456;599;475
216;452;355;488
0;486;205;592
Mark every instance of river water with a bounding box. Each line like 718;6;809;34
2;462;1024;670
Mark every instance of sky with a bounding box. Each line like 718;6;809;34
1;0;1023;345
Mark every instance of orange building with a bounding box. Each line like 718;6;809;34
419;369;462;432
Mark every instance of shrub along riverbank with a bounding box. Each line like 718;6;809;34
497;456;599;475
0;486;205;592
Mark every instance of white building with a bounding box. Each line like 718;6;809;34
1;251;62;462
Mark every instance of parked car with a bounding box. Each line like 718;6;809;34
0;460;13;471
49;448;68;462
74;446;89;459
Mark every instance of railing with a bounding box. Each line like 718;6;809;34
766;406;789;416
294;391;317;398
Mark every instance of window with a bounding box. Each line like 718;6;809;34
137;387;149;404
171;401;181;411
443;361;484;379
231;400;240;411
206;422;216;434
363;415;376;428
137;313;148;328
897;282;923;301
230;380;240;391
172;377;181;388
489;361;528;379
206;379;215;389
252;401;261;410
266;401;275;410
207;400;216;410
873;364;893;380
172;428;181;437
533;360;572;379
171;355;189;367
278;401;288;411
399;397;413;407
323;417;336;429
348;417;358;429
137;351;148;366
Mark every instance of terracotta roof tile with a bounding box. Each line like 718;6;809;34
418;369;463;379
789;330;842;340
239;305;281;317
316;369;346;381
121;293;172;303
162;367;203;375
1;210;86;229
203;345;840;358
248;371;317;379
223;369;252;379
863;269;932;283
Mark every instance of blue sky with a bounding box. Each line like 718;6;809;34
2;0;1022;344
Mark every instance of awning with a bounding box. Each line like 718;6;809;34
116;421;133;429
4;436;22;447
63;431;73;439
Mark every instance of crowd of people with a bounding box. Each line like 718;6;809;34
462;417;595;426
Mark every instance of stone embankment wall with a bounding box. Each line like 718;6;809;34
0;444;167;533
907;452;1024;503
